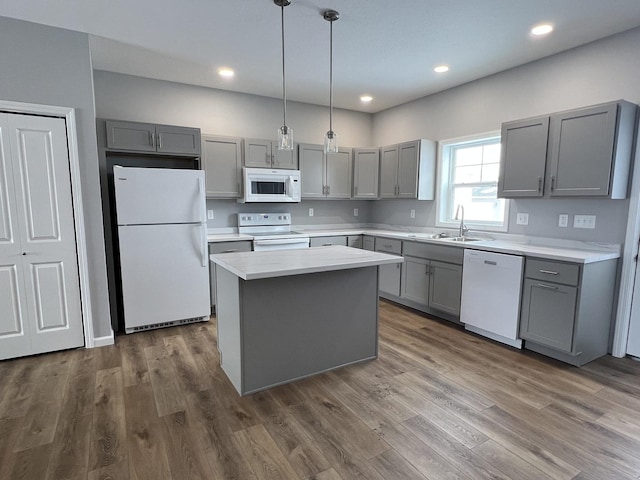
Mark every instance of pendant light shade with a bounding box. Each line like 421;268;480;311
275;0;293;150
323;9;339;154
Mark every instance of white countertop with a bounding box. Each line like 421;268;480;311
210;245;403;280
207;227;619;264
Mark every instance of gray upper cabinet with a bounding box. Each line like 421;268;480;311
299;143;353;199
498;100;637;199
379;140;436;200
498;116;549;197
243;138;298;170
105;120;201;156
353;148;379;199
202;134;242;198
548;102;635;198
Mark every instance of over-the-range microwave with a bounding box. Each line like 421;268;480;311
242;167;301;203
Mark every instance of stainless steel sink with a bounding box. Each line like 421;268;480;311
442;236;482;242
406;233;442;239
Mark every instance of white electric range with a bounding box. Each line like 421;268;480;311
238;213;310;251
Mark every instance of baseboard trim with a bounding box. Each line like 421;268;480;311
92;333;115;348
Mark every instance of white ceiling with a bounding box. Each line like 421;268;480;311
2;0;640;112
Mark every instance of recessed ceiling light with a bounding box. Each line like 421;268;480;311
434;65;449;73
531;24;553;36
360;95;373;103
217;67;235;78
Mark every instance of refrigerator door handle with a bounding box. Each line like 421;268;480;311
198;177;206;223
201;224;208;268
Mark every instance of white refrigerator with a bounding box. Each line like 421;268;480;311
113;166;210;333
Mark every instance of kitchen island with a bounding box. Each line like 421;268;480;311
210;246;403;395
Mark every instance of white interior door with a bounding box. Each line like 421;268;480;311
0;113;84;359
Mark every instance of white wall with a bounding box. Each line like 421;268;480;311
0;17;112;339
371;27;640;243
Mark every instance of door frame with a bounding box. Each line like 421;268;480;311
613;124;640;357
0;99;97;348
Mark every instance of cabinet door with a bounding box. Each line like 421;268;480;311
272;142;298;170
498;116;549;197
209;241;252;309
548;103;617;197
363;236;375;251
380;145;399;198
326;147;353;199
520;278;577;352
299;144;326;198
105;120;156;152
379;262;401;297
244;139;272;167
202;135;242;198
429;261;462;317
156;125;201;155
397;141;420;198
401;256;429;305
348;235;363;249
353;148;379;198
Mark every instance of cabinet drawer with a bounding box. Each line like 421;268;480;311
375;237;402;254
310;236;347;247
403;241;463;264
209;241;252;254
525;258;580;286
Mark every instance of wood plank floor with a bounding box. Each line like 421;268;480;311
1;300;640;479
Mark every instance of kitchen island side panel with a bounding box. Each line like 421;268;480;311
215;267;243;392
240;266;379;394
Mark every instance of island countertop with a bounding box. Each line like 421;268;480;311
210;245;404;280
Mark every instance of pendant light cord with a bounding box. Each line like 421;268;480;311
329;18;333;133
281;1;287;127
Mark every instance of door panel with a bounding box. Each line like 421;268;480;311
429;261;462;316
398;141;419;198
4;113;84;357
0;265;25;335
380;146;398;198
326;148;352;198
299;144;325;198
244;139;272;167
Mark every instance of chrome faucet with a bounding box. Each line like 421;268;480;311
454;204;468;238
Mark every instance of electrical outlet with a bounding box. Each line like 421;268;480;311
353;208;359;217
558;214;568;227
516;213;529;225
308;208;314;217
207;210;214;220
574;214;596;229
410;209;416;219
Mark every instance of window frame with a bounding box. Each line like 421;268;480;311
435;131;509;233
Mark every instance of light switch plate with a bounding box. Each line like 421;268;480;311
353;208;359;217
516;213;529;225
574;214;596;229
558;214;569;227
207;210;214;220
410;209;416;219
308;208;314;217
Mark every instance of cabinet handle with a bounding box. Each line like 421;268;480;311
425;264;430;275
550;176;556;191
397;263;400;269
220;249;239;253
157;133;163;150
484;260;497;266
536;283;559;290
149;131;155;148
322;243;332;246
538;176;542;193
327;185;331;195
539;269;559;275
383;244;392;249
355;186;358;196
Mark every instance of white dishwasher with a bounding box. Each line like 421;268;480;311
460;249;524;348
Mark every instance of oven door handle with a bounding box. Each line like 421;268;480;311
254;238;309;246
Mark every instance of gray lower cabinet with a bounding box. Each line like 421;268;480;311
375;238;402;297
105;120;201;156
348;235;363;249
519;257;617;366
353;148;379;199
310;236;347;247
243;138;297;170
209;241;252;311
202;134;242;198
363;236;375;251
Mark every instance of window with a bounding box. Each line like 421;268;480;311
436;133;508;232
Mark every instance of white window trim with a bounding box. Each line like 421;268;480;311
435;131;510;233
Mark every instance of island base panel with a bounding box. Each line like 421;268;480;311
216;266;379;395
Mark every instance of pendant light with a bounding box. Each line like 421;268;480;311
323;9;339;154
275;0;293;150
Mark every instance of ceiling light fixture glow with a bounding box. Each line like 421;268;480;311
360;95;373;103
531;24;553;36
217;67;235;78
434;65;449;73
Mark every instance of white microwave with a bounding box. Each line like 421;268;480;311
243;167;301;203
